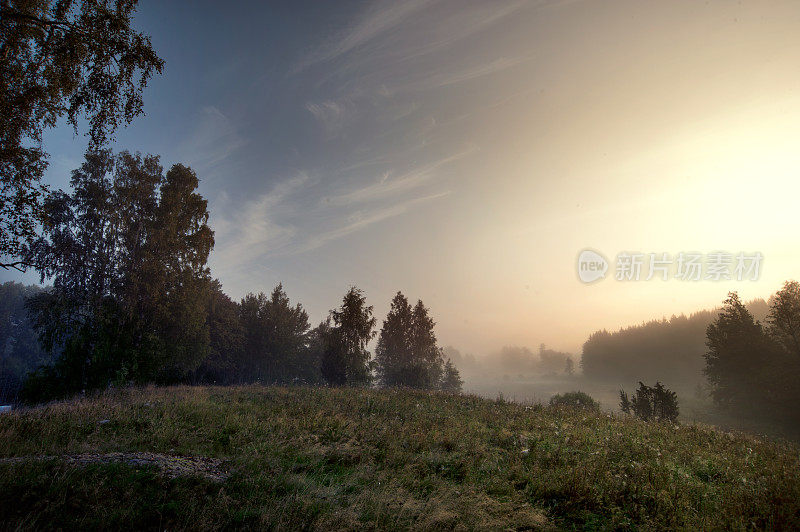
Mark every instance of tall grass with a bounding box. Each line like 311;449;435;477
0;385;798;530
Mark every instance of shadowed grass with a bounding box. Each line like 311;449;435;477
0;385;798;530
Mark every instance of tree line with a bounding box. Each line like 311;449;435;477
11;150;461;402
580;300;768;391
496;344;575;377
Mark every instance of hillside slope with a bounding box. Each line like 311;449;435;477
0;386;798;530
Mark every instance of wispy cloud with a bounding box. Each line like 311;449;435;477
298;0;533;74
324;146;475;206
295;0;435;72
295;0;534;155
208;0;564;284
211;159;456;265
210;172;310;270
178;106;246;173
305;100;350;134
393;0;529;61
279;191;451;256
391;56;526;93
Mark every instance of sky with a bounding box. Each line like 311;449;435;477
4;0;800;355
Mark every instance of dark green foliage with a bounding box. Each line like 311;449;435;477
193;280;244;385
619;382;679;423
0;0;163;266
767;281;800;358
301;321;328;384
375;292;445;390
238;284;315;385
705;293;773;408
21;149;214;401
23;293;141;402
440;358;462;393
320;327;349;386
548;391;599;411
407;299;444;388
374;292;413;387
705;285;800;426
320;287;376;386
619;389;631;414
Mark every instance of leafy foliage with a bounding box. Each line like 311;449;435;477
193;280;244;385
440;358;463;393
548;391;599;411
0;0;163;266
767;280;800;358
21;149;213;400
619;382;679;423
374;292;459;391
705;285;800;425
239;285;315;385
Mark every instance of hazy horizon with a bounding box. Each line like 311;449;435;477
3;0;799;355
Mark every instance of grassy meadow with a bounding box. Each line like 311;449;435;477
0;385;798;530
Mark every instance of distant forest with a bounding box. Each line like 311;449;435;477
580;299;768;391
442;345;575;381
578;287;800;433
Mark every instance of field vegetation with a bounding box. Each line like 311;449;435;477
1;385;798;530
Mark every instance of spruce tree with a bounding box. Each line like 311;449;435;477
440;358;463;393
321;287;376;386
375;292;445;389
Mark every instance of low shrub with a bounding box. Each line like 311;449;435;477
619;381;679;423
548;391;600;411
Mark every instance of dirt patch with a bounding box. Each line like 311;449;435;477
0;452;230;482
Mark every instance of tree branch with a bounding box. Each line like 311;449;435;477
0;260;29;272
0;9;70;29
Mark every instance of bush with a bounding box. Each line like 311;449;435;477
549;391;600;411
619;381;679;423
